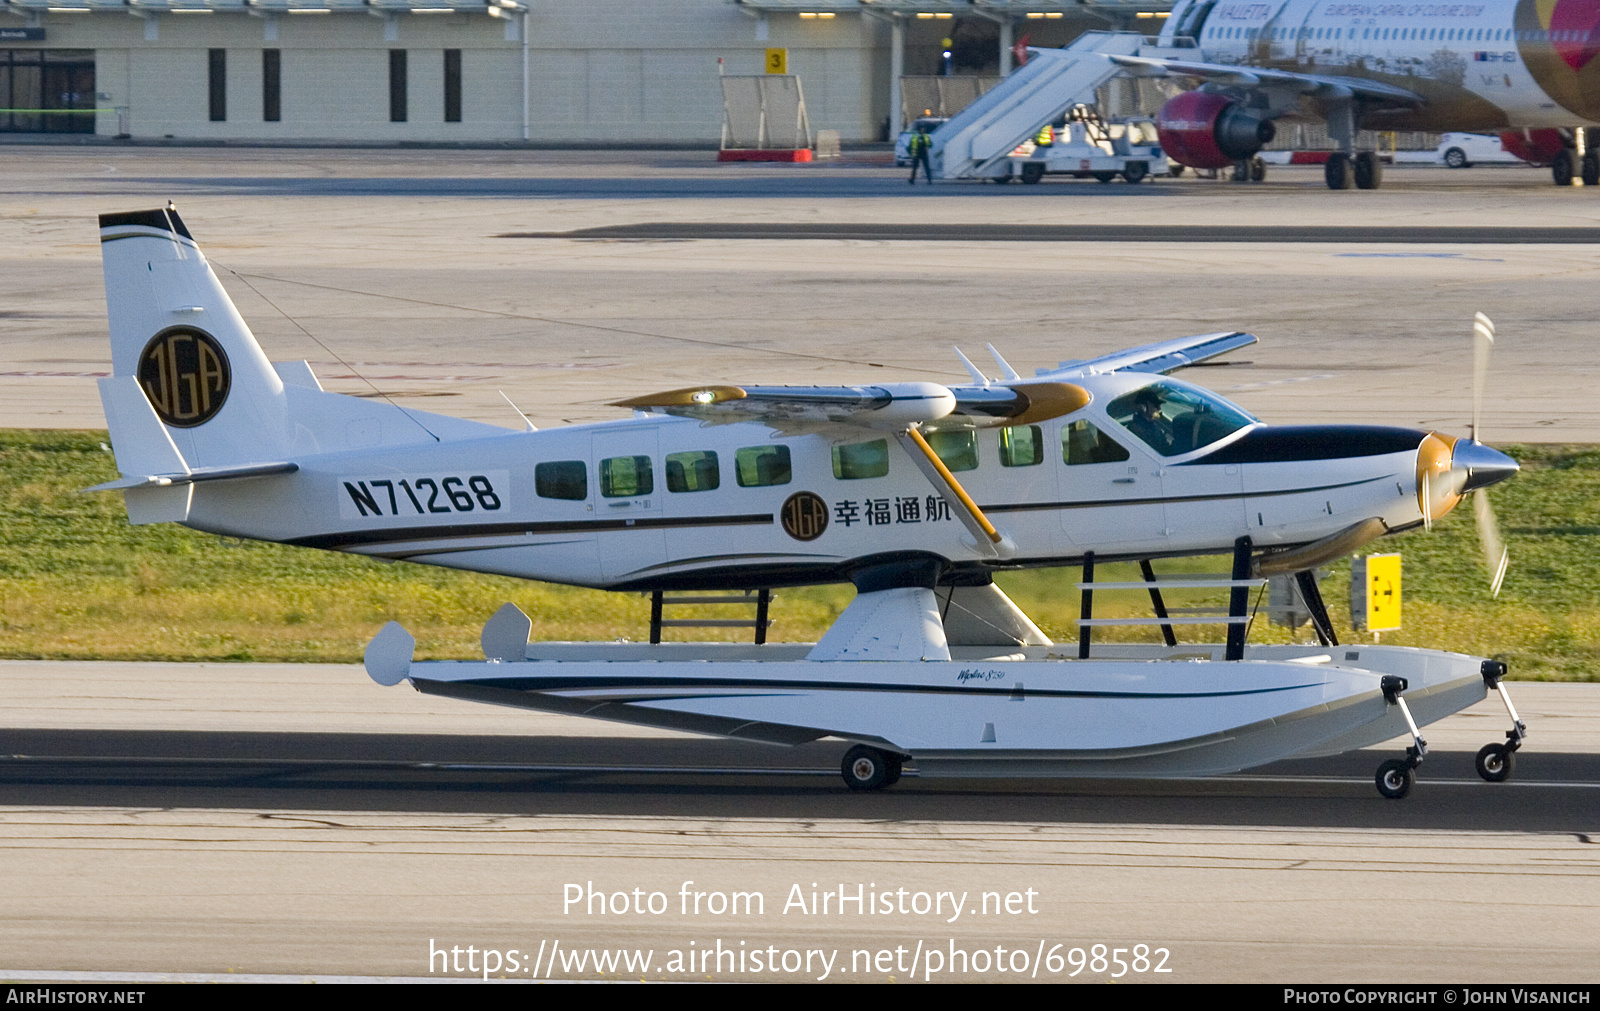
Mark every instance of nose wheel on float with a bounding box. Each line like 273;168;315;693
1475;660;1526;784
1375;675;1427;799
1374;661;1529;798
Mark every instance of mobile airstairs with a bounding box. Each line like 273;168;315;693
931;31;1150;181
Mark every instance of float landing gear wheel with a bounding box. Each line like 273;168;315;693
1325;152;1354;190
1353;151;1383;189
1478;660;1526;782
1475;742;1515;783
1375;675;1427;799
1375;758;1415;800
841;745;902;792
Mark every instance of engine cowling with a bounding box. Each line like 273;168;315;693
1156;92;1277;170
1498;129;1566;166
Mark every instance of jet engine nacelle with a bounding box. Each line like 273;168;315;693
1156;92;1277;170
1498;128;1566;167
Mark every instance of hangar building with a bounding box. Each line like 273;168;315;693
0;0;1161;144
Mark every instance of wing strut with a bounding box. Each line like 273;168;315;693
895;426;1014;558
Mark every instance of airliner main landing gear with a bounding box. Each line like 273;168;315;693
1326;152;1383;190
1475;660;1526;784
841;744;904;792
1374;675;1426;799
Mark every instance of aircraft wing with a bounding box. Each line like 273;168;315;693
612;380;1090;434
1108;54;1424;105
1038;330;1257;379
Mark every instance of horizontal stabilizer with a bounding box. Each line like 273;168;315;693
84;461;298;494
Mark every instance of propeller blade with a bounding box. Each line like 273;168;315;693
1473;488;1509;598
1421;471;1432;532
1472;312;1494;442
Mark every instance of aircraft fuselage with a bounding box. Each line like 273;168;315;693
1176;0;1600;129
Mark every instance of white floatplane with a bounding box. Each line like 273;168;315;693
93;206;1528;799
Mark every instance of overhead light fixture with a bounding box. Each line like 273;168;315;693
798;11;835;17
287;7;332;12
915;12;953;18
1135;10;1170;16
46;6;92;11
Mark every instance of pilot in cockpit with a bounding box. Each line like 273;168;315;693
1124;388;1174;454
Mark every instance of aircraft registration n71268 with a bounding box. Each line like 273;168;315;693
90;207;1529;799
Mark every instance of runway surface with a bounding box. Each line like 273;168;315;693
3;148;1600;438
0;663;1596;982
505;222;1600;243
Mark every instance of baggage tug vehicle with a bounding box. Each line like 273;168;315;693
93;207;1528;798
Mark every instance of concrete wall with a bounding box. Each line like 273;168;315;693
14;2;892;144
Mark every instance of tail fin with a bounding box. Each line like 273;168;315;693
100;206;288;471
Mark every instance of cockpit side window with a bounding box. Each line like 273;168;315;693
1062;419;1130;465
1106;380;1255;457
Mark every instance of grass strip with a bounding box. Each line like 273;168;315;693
1;430;1593;680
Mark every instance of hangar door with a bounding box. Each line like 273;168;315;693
0;49;95;133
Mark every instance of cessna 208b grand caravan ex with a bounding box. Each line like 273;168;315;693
1132;0;1600;188
94;207;1528;799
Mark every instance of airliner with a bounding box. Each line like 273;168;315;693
1137;0;1595;187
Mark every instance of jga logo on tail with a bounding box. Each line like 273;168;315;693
138;326;231;428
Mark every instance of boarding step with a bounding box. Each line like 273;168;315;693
649;589;773;645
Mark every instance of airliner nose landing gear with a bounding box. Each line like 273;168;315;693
1475;660;1526;784
841;745;904;792
1375;675;1426;799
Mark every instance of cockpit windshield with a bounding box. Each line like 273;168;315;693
1106;380;1256;457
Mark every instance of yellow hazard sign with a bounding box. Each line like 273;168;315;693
1352;553;1401;632
765;48;788;74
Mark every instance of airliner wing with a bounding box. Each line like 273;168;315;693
1039;331;1257;379
1108;54;1424;105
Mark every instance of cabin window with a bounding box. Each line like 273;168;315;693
998;425;1043;467
535;460;587;500
1063;420;1130;465
665;450;719;493
600;455;653;497
925;430;978;472
832;439;889;480
735;445;791;487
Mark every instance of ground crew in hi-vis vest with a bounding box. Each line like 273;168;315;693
908;125;933;184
